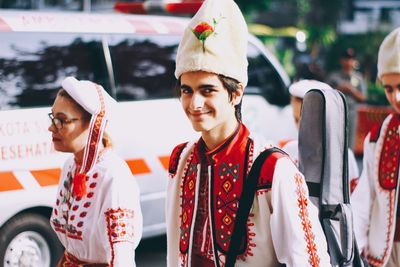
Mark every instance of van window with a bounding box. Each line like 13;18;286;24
108;34;179;101
247;43;290;106
0;32;109;110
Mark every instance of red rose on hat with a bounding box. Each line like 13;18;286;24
192;21;215;52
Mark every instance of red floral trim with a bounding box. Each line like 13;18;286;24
294;174;320;267
105;208;135;267
367;190;395;267
237;213;257;262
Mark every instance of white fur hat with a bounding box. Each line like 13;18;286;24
289;79;332;99
61;77;116;197
377;27;400;80
175;0;248;86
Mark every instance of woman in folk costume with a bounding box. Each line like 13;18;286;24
282;80;360;194
166;0;331;266
351;27;400;267
49;77;142;266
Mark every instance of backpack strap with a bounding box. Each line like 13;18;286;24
225;147;287;267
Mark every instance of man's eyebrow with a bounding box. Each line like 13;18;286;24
198;84;217;89
180;84;191;89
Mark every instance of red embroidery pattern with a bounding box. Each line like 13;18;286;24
294;174;320;267
378;115;400;190
367;191;395;267
177;126;256;264
105;208;135;243
179;150;196;253
105;208;135;267
81;84;106;175
52;171;98;240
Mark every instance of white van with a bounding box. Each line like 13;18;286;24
0;10;296;266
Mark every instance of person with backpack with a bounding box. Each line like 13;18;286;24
282;79;360;194
351;27;400;267
165;0;331;266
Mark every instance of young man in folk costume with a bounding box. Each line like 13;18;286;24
166;0;331;266
351;28;400;267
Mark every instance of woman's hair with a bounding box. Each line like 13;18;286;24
175;74;243;121
57;89;113;148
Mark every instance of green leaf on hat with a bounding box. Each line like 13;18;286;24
199;30;213;41
191;29;201;39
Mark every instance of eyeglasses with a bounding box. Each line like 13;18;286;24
48;113;81;130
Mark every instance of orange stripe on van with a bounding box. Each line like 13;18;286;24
31;168;61;187
0;18;12;32
158;156;170;170
0;172;23;191
126;159;151;175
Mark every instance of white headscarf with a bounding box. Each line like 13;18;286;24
61;76;116;197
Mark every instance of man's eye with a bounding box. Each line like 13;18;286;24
181;88;192;94
385;87;394;93
202;88;215;94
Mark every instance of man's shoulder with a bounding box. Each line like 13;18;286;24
168;142;191;176
253;147;289;189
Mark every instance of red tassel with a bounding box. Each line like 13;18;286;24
73;173;87;198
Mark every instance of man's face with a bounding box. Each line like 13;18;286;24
179;71;241;134
381;73;400;114
340;58;356;73
291;96;302;129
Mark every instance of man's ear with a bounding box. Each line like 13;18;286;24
232;83;244;105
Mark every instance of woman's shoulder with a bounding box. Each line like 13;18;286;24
95;149;133;178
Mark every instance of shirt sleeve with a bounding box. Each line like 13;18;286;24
270;157;331;267
102;159;143;267
351;134;375;252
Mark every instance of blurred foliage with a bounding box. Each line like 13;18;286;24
367;83;389;106
300;0;345;57
235;0;270;18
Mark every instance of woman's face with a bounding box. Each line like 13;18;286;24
48;94;90;154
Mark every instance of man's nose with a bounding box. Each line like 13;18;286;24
190;92;205;110
395;90;400;102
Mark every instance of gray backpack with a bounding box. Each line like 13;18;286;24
298;88;367;267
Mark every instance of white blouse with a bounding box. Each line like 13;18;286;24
50;149;143;266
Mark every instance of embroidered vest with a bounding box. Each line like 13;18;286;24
169;124;278;264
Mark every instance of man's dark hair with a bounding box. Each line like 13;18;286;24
175;74;242;121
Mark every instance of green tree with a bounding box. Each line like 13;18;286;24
297;0;345;59
235;0;270;18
